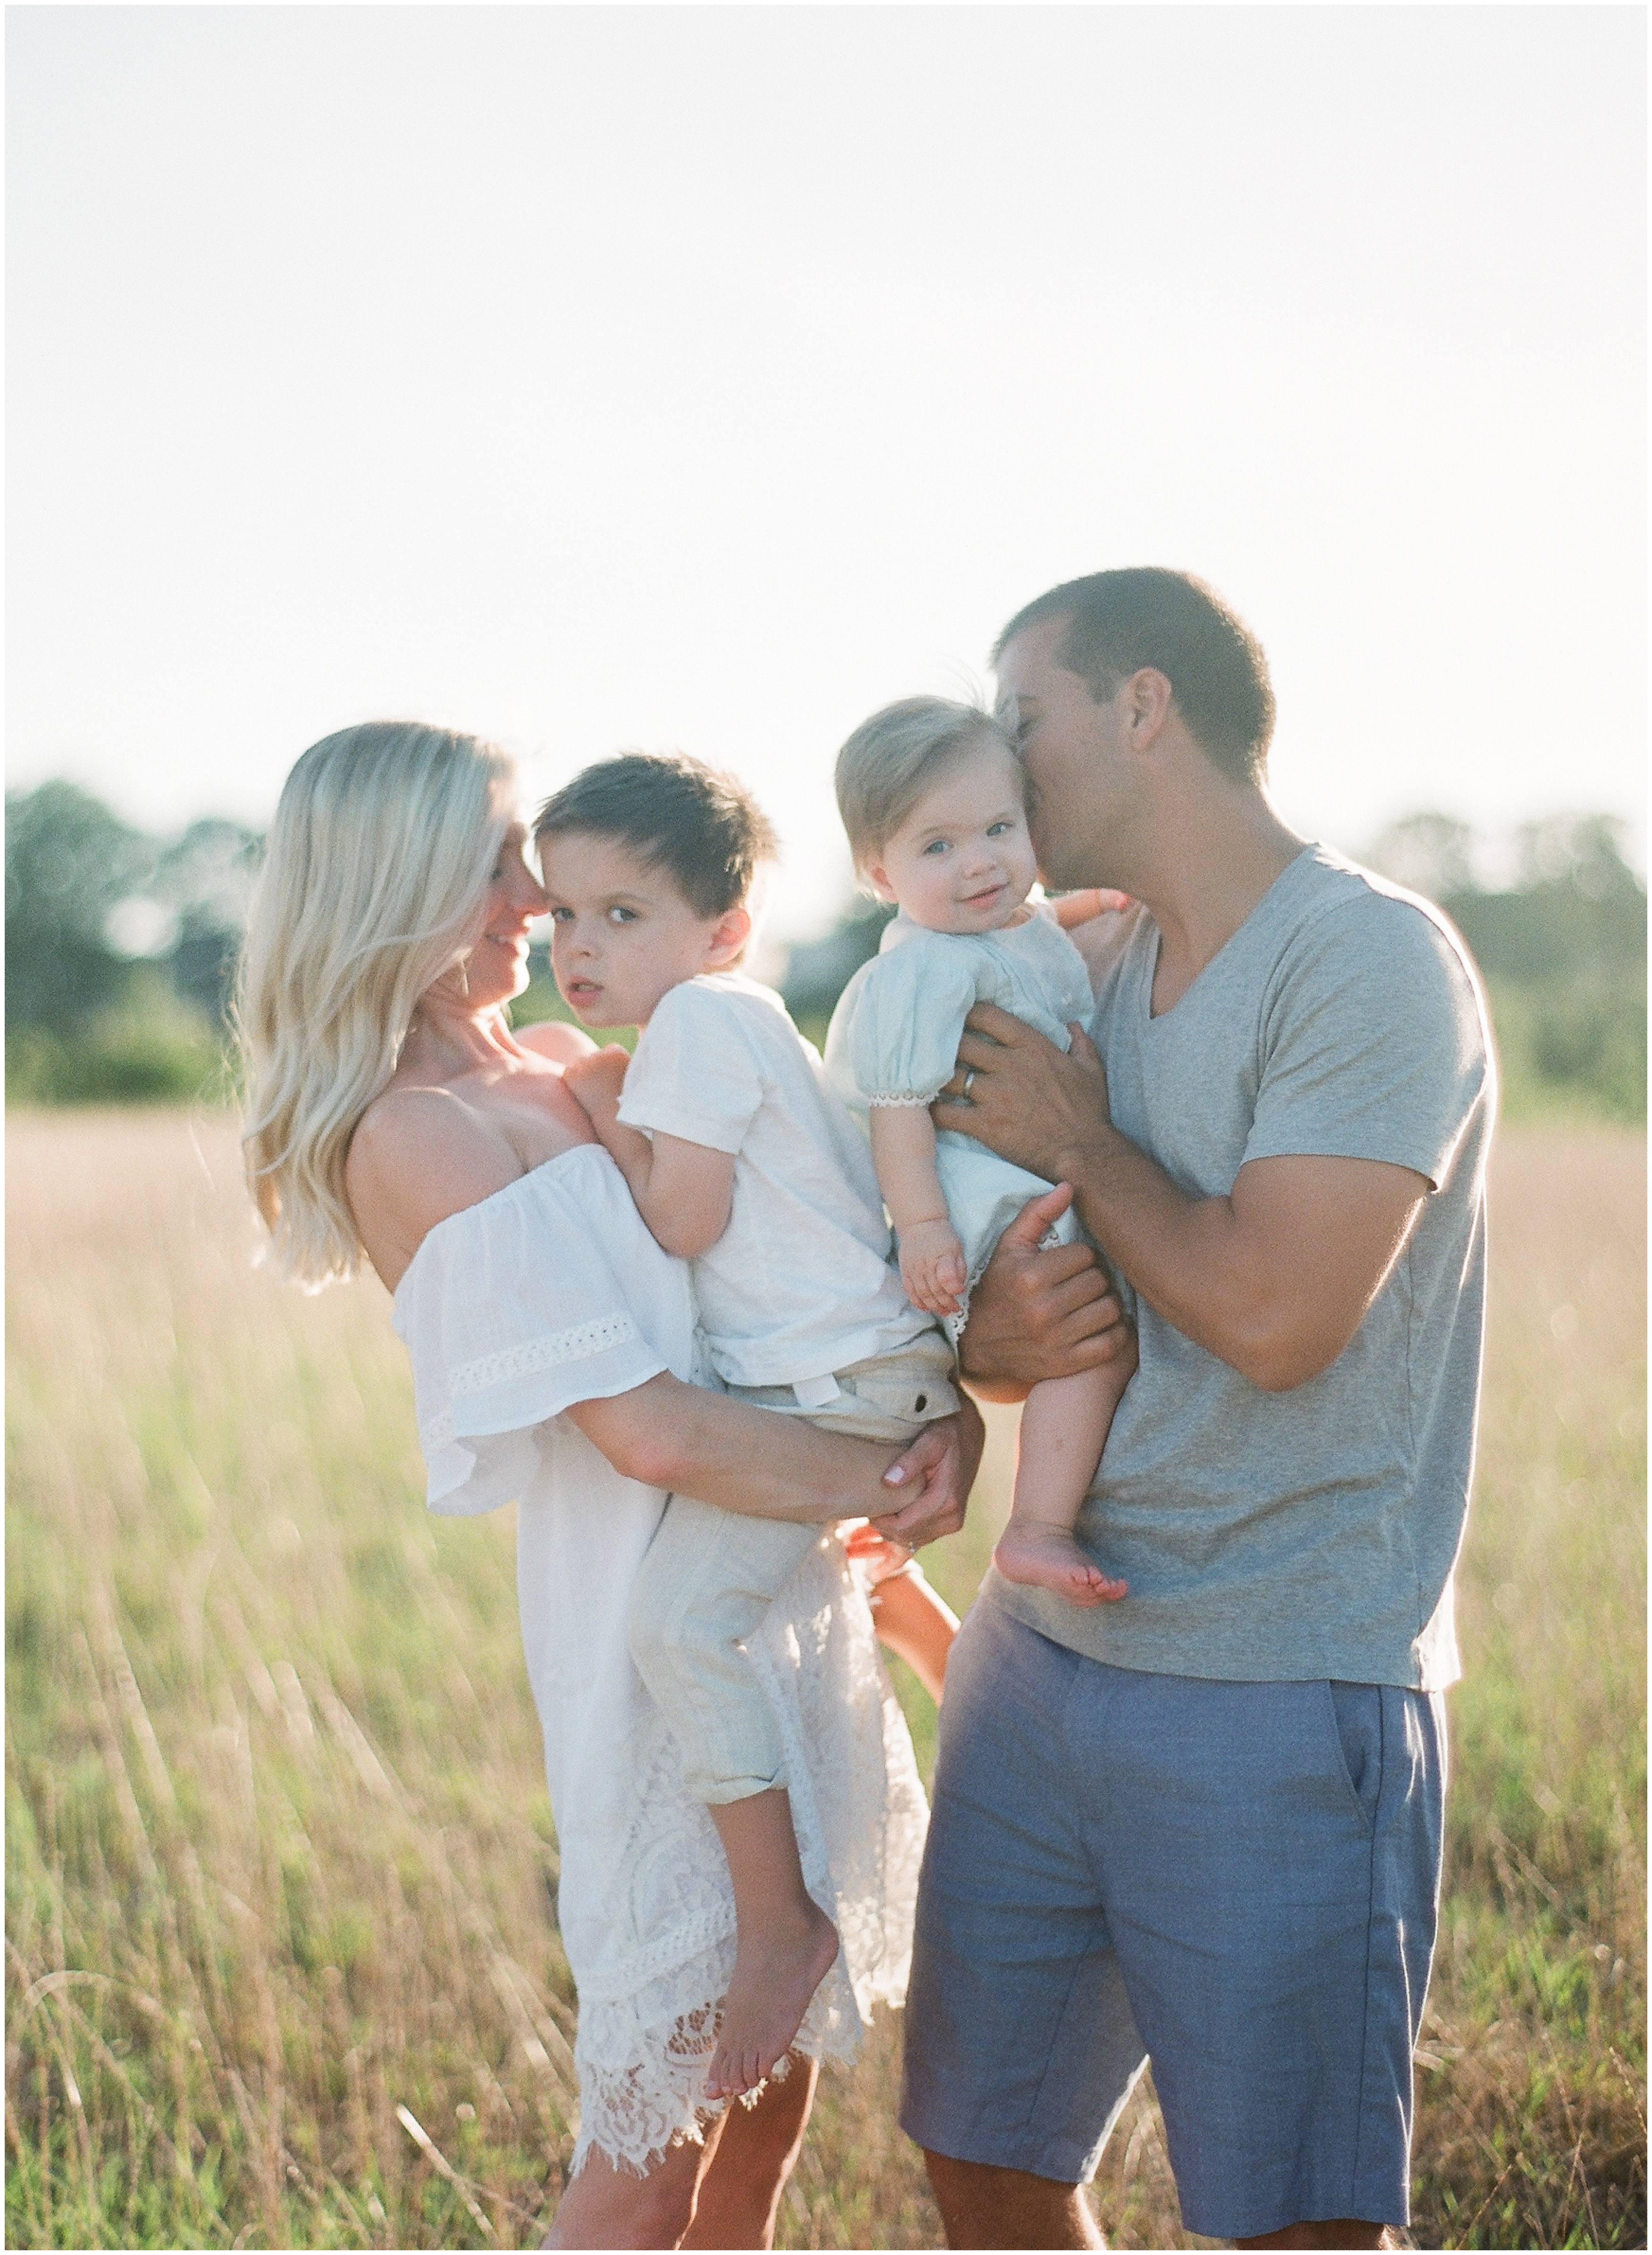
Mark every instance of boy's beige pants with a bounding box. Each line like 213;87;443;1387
627;1333;958;1803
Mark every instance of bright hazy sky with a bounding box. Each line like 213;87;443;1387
8;5;1645;936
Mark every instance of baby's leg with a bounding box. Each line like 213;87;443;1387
627;1500;839;2102
993;1363;1130;1607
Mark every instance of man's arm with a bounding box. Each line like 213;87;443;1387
936;1005;1428;1394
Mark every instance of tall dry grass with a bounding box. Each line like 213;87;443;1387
5;1111;1645;2248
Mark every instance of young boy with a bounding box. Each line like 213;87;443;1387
534;752;959;2105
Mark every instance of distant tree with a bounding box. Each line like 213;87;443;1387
5;781;153;1028
153;817;265;1019
1365;812;1479;900
1515;813;1642;900
781;898;893;1023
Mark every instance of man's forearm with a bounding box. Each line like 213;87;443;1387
1056;1121;1277;1382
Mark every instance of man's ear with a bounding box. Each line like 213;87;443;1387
1123;667;1174;753
704;904;753;969
864;862;899;906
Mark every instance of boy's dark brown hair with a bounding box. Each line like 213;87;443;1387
533;752;778;916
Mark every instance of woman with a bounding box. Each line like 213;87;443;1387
239;721;977;2249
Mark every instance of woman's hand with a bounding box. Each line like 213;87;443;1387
870;1396;985;1549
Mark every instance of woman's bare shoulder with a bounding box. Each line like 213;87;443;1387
347;1085;525;1281
516;1018;598;1066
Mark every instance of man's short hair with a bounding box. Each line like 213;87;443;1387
994;568;1276;783
533;752;777;917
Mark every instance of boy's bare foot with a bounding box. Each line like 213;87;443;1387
994;1521;1127;1608
704;1899;839;2102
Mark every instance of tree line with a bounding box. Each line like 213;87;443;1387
6;781;1645;1120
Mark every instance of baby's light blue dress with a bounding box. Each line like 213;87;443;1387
824;909;1096;1338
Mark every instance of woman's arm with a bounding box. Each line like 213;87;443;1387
566;1379;984;1549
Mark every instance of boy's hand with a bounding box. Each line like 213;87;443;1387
898;1217;968;1317
562;1043;631;1131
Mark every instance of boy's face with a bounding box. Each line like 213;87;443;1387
537;830;748;1029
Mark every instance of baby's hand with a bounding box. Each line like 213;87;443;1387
899;1218;967;1317
562;1043;631;1129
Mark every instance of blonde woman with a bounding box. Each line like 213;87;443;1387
239;722;978;2250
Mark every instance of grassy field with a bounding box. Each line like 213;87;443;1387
6;1111;1645;2249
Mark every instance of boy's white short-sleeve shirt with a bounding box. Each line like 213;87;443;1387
616;971;933;1388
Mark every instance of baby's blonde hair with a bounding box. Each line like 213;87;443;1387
834;696;1018;875
237;721;514;1288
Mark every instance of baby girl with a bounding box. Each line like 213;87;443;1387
825;696;1135;1605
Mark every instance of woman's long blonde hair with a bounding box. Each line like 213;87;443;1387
237;721;514;1287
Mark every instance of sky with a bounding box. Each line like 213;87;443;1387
8;5;1646;939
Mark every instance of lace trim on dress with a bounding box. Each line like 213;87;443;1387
449;1315;641;1396
866;1091;944;1108
565;1541;925;2179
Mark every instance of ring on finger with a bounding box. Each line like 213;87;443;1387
961;1067;978;1098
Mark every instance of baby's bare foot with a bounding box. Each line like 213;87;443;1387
994;1521;1128;1608
704;1901;839;2103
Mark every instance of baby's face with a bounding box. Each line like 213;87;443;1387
538;831;743;1028
867;741;1039;935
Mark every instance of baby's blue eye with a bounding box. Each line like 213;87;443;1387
922;838;950;857
986;821;1014;838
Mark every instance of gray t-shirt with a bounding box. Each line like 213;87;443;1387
985;844;1494;1691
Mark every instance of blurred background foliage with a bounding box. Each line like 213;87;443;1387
5;779;1645;1122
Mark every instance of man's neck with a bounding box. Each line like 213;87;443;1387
1125;779;1305;1014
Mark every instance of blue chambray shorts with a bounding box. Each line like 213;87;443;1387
901;1599;1447;2241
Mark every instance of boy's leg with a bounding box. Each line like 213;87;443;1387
994;1363;1130;1606
627;1498;838;2098
628;1496;824;1802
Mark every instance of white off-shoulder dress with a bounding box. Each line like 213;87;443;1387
391;1143;928;2175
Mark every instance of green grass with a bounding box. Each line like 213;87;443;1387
5;1113;1645;2247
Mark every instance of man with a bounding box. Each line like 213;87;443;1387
902;568;1493;2251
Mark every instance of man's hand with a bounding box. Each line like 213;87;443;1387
871;1398;986;1548
933;1003;1112;1185
956;1184;1133;1399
